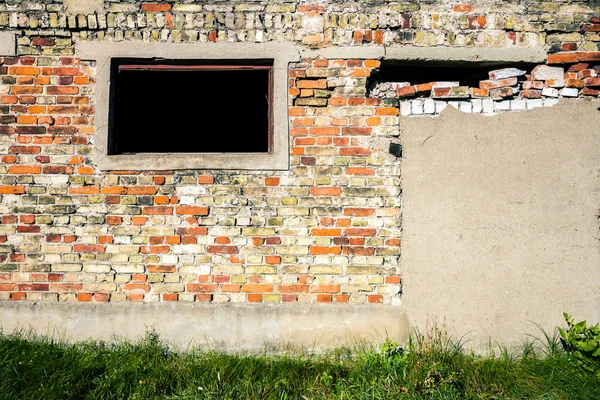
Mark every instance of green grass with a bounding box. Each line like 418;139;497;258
0;328;598;400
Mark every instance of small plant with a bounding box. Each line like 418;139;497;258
558;312;600;377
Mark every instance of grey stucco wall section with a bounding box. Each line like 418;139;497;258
400;100;600;348
0;32;16;56
76;41;300;171
0;302;409;351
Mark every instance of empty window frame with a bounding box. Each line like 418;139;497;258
77;41;299;170
109;60;274;155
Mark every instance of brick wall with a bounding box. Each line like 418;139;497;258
0;0;599;305
0;55;402;304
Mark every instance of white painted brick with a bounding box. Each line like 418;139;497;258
400;101;411;116
179;196;196;205
411;99;423;115
471;99;482;113
559;87;579;97
541;87;559;97
527;99;543;109
494;100;511;111
435;101;447;114
482;99;494;114
423;98;435;114
510;99;526;110
459;101;472;113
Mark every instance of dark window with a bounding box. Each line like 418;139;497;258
109;60;273;155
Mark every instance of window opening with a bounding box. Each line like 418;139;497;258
109;59;274;155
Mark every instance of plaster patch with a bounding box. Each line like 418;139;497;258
62;0;104;15
0;32;16;56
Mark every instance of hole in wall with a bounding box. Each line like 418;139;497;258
367;60;538;95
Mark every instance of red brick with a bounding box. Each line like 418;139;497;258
579;52;600;62
375;107;399;116
8;166;41;174
309;246;341;255
11;292;27;300
312;228;342;236
316;294;332;302
453;4;473;12
309;127;340;136
46;86;79;95
176;206;209;215
264;255;281;265
0;283;16;291
368;295;383;303
565;79;584;88
176;227;208;235
397;85;416;98
98;236;113;244
162;293;178;301
520;89;542;99
124;283;151;292
386;238;401;246
9;67;41;75
198;175;214;184
77;293;93;302
73;244;105;253
265;177;280;186
334;294;349;303
127;186;158;195
0;186;25;194
187;283;218;292
128;293;144;301
584;77;600;87
344;208;375;216
584;24;600;32
310;187;342;196
346;167;375;175
277;284;308;293
106;216;122;225
242;284;273;293
141;3;172;12
142;206;173;215
17;225;40;233
140;245;170;254
582;87;600;96
339;147;371;156
206;245;238;254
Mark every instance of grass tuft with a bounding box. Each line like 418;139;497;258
0;326;598;399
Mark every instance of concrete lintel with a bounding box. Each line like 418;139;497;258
76;41;300;171
77;41;300;67
384;46;547;63
0;32;16;56
0;302;409;352
299;46;385;60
